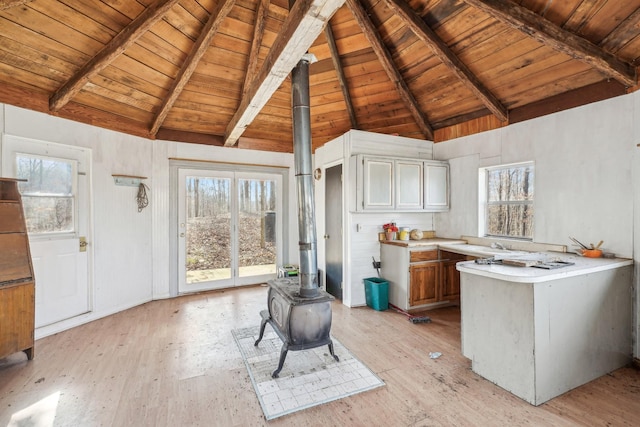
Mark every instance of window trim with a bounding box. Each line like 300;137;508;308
478;161;534;240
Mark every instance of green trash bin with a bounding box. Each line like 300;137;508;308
363;277;389;311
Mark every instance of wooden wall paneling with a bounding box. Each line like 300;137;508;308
83;79;159;113
0;34;78;82
433;113;506;142
2;4;106;54
0;61;62;93
509;78;628;124
0;15;91;71
98;67;168;100
29;1;119;44
498;65;602;108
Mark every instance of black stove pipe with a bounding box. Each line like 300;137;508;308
292;55;318;298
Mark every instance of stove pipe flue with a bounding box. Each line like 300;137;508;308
292;54;318;298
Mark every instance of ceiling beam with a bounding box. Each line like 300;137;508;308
345;0;433;140
462;0;636;87
386;0;507;122
0;0;31;9
49;0;181;112
324;22;358;129
150;0;236;136
223;0;346;146
242;0;271;97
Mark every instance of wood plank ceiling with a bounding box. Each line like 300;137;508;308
0;0;638;152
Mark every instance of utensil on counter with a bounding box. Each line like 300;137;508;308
595;240;603;249
569;236;589;250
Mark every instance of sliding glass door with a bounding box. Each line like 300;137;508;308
178;168;282;293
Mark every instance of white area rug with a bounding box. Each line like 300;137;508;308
232;326;384;420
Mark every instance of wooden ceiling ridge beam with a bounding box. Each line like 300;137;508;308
385;0;507;122
49;0;181;112
324;22;359;129
0;0;31;10
462;0;637;87
223;0;347;146
345;0;434;140
242;0;271;97
150;0;237;136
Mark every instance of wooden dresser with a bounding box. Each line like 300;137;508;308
0;178;35;360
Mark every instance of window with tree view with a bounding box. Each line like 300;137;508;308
485;163;534;239
16;154;76;234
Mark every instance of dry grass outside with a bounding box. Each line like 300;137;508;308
186;212;276;271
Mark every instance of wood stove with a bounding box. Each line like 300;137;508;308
254;54;338;378
254;278;338;378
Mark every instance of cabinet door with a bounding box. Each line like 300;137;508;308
409;262;439;306
441;260;460;302
363;157;393;210
424;162;449;211
395;160;423;210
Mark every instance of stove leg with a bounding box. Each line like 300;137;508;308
328;340;340;362
272;344;289;378
254;311;270;346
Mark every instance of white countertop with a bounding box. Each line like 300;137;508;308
380;238;466;249
456;252;632;283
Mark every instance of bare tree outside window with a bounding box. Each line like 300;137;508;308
486;164;534;239
16;154;75;234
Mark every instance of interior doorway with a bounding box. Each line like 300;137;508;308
325;164;343;299
177;168;283;293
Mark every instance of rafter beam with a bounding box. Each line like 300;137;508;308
462;0;636;87
49;0;181;112
325;22;358;129
0;0;31;9
345;0;433;139
386;0;507;122
150;0;236;136
242;0;270;97
224;0;346;146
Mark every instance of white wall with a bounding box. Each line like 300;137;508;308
433;92;639;358
0;104;296;338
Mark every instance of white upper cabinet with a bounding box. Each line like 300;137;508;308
395;160;423;210
363;157;393;210
424;161;449;211
356;155;448;212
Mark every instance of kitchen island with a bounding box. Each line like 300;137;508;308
457;253;633;405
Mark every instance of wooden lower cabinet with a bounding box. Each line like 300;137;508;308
381;243;477;311
440;251;468;302
409;262;440;306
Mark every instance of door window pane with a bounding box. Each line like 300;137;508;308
238;179;277;277
15;154;76;234
185;176;231;284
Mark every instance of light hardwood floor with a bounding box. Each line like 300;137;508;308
1;285;639;426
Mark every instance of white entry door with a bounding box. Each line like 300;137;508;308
2;135;91;328
177;168;282;293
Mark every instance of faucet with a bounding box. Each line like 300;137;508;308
491;242;507;250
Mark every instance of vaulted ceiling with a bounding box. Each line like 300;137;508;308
0;0;638;152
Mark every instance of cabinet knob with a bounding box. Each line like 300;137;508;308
324;234;329;239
